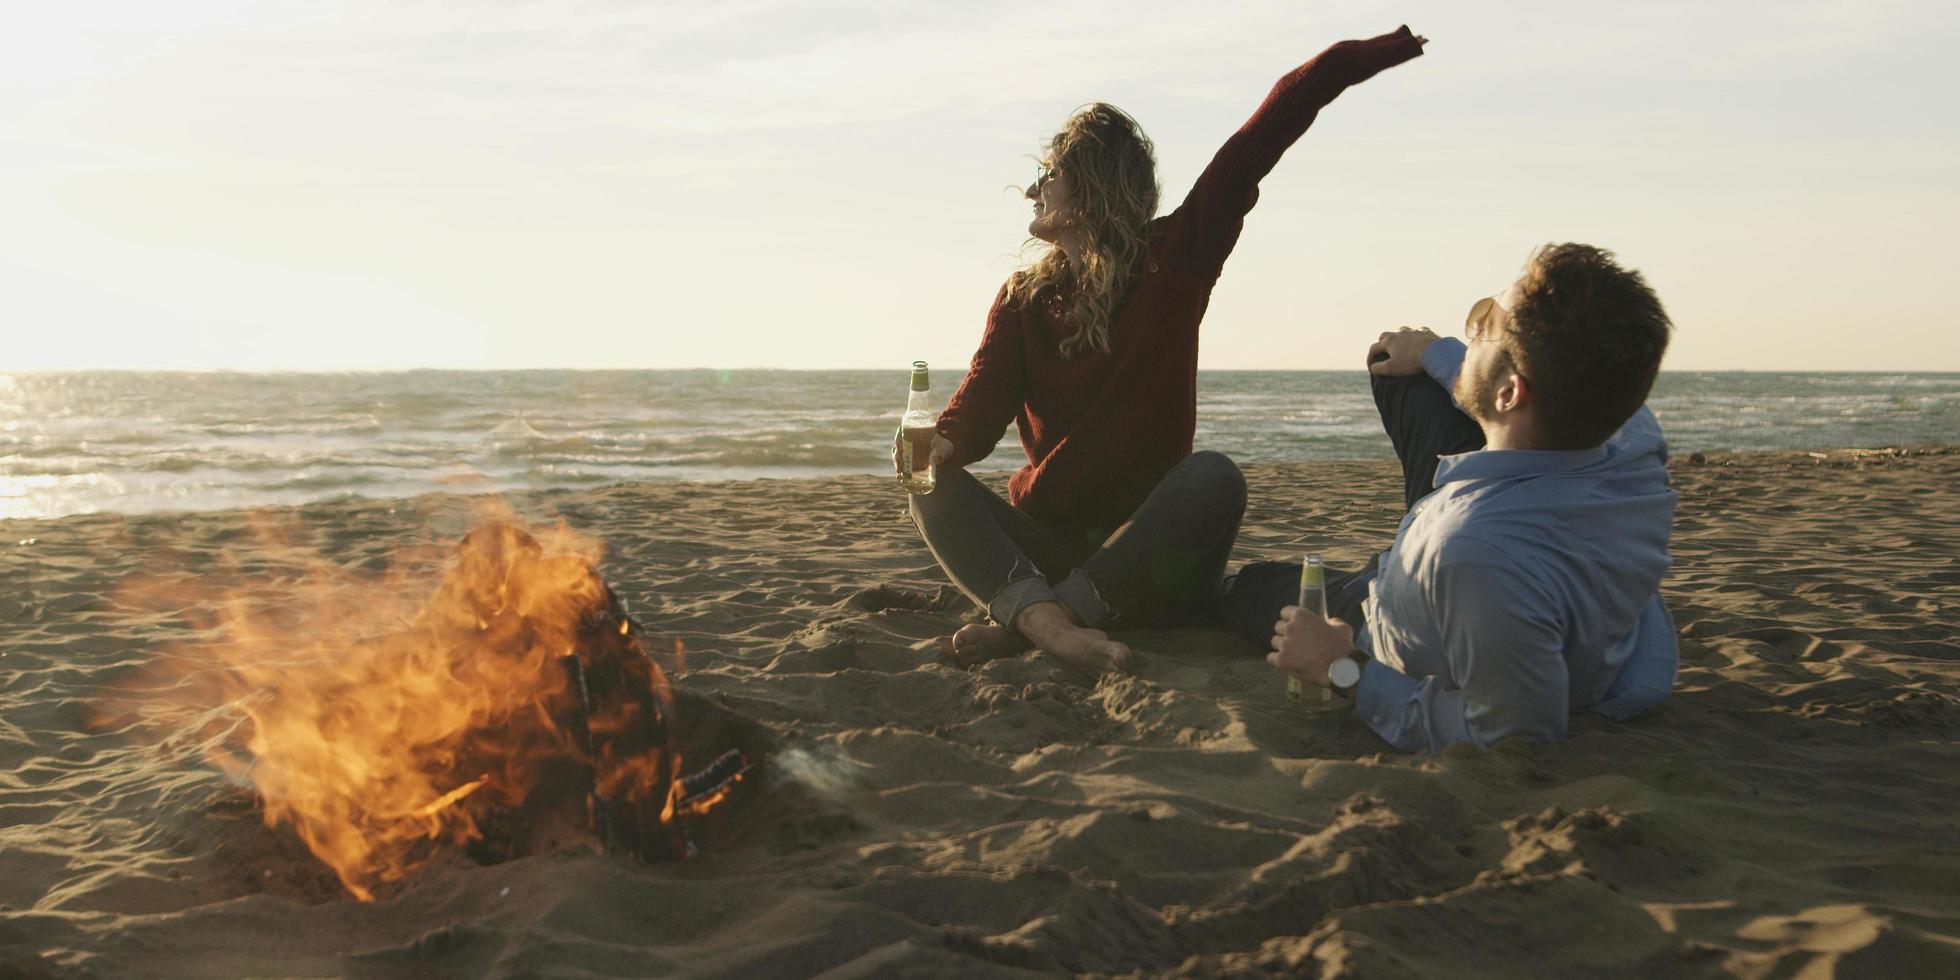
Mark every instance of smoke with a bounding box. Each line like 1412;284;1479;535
771;746;866;805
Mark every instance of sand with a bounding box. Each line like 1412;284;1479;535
2;448;1957;978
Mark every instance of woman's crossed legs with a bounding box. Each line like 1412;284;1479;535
909;451;1247;675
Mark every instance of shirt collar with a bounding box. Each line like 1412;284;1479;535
1434;444;1610;487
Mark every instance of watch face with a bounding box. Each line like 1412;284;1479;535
1329;656;1362;689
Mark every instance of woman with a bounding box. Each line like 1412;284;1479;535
905;26;1427;676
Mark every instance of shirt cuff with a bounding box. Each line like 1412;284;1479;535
1352;657;1420;728
1420;337;1466;390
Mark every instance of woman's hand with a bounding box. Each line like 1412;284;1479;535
892;430;955;476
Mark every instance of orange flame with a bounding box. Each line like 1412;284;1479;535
121;515;710;901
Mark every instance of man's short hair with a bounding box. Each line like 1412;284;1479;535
1508;243;1672;448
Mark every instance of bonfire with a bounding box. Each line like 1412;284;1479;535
189;522;745;901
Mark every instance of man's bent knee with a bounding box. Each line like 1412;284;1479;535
1181;451;1247;506
1370;370;1436;408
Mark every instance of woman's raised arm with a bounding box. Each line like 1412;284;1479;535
1176;26;1427;276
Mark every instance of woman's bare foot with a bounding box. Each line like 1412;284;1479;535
1013;602;1134;677
1043;628;1135;677
946;623;1031;666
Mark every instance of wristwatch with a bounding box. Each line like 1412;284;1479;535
1328;650;1369;698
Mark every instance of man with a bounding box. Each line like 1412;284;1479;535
1223;242;1678;752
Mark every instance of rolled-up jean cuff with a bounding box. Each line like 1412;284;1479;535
987;562;1060;631
1053;569;1113;629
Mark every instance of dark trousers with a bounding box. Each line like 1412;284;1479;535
909;451;1248;631
1220;371;1486;643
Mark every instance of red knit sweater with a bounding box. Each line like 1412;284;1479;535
935;26;1425;530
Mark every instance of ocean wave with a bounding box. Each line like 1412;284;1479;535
537;444;891;470
252;471;391;493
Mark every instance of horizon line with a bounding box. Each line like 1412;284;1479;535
8;366;1960;377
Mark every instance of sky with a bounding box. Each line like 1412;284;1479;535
4;0;1958;372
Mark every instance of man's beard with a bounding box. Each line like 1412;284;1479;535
1453;356;1503;427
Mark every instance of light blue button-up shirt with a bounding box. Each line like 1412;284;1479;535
1351;338;1679;752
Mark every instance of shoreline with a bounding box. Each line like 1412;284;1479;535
3;446;1957;975
4;444;1953;532
13;366;1960;375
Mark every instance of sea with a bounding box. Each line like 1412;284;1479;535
2;370;1956;521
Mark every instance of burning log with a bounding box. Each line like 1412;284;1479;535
200;521;747;901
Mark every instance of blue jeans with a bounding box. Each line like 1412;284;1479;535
1221;371;1486;643
910;451;1248;632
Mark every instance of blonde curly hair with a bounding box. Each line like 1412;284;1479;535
1006;103;1160;358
